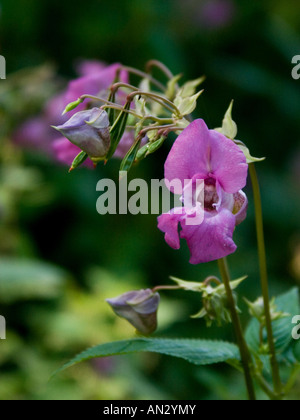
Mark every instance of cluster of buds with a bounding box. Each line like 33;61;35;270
170;275;246;327
52;60;205;173
193;281;234;327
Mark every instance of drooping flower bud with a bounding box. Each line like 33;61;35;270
53;108;110;159
106;289;160;335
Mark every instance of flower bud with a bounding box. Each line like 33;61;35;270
106;289;160;335
191;277;246;327
53;108;110;159
245;297;265;320
245;297;289;324
194;290;232;327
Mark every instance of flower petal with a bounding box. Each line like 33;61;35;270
209;129;248;193
113;131;136;159
54;108;110;158
233;190;248;225
13;118;54;154
53;137;94;168
157;210;183;250
76;60;107;77
180;208;237;264
164;119;248;194
64;63;127;114
165;120;211;187
106;289;160;335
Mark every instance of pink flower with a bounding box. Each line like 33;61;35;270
75;60;107;77
13;118;55;154
62;63;128;116
157;119;248;264
53;137;86;166
53;62;134;165
13;61;135;166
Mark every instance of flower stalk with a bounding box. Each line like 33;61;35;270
126;91;182;116
217;258;256;401
146;59;176;81
121;65;166;91
249;163;283;398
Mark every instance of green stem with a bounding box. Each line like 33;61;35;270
146;60;175;80
110;82;139;94
121;66;166;92
255;374;281;400
218;258;256;401
138;124;179;138
101;104;142;120
152;285;182;293
284;365;300;394
249;163;283;398
127;91;181;116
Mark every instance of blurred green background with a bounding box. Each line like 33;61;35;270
0;0;300;400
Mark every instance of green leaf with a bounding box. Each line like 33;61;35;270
107;101;131;159
270;288;299;353
69;151;88;172
215;101;237;140
245;318;261;354
120;137;142;173
174;90;203;116
235;141;265;164
107;89;116;126
177;76;205;99
170;275;247;293
53;338;240;376
245;288;300;355
165;74;182;100
0;258;68;302
293;340;300;362
170;276;203;291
